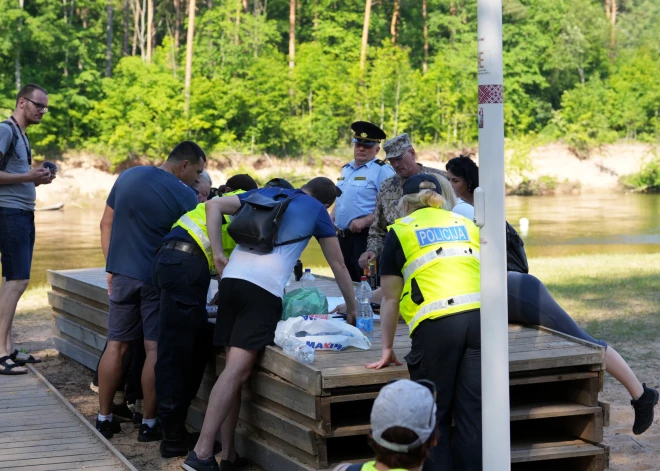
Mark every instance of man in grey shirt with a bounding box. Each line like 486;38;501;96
0;84;55;375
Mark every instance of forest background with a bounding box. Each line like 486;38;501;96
1;0;659;179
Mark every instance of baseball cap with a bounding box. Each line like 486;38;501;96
265;177;295;190
225;174;258;192
402;173;443;196
370;379;437;453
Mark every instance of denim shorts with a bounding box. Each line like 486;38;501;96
107;274;160;342
0;207;35;281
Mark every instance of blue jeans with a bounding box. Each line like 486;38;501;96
0;207;35;280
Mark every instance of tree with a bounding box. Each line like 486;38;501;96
422;0;428;73
390;0;399;44
184;0;196;116
359;0;372;77
289;0;295;69
146;0;154;62
106;0;114;77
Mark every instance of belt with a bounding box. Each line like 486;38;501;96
161;240;205;258
336;227;369;237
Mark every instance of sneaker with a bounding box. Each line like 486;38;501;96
138;419;163;442
161;431;222;459
132;411;144;426
96;416;121;439
182;451;219;471
631;383;659;435
112;402;133;422
89;381;99;394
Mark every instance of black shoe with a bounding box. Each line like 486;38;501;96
96;416;121;439
138;419;163;442
219;453;248;470
182;451;219;471
112;402;133;422
132;411;143;426
632;383;659;435
161;431;223;459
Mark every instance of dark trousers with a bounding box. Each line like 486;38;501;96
338;228;369;282
152;247;212;438
406;310;482;471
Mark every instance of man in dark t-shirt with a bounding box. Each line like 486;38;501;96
96;141;205;441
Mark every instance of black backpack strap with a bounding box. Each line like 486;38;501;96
0;119;19;172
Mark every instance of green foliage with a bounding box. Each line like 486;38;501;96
621;157;660;192
0;0;659;164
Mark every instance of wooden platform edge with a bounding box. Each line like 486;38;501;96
27;365;137;471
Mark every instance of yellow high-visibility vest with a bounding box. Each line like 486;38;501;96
389;207;481;335
172;190;245;273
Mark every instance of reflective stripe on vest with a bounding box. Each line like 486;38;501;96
402;246;480;284
407;292;481;334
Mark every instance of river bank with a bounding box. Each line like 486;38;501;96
34;141;652;207
12;253;660;470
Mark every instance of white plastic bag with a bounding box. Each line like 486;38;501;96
274;317;371;351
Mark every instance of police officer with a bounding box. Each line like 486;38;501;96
332;121;394;282
152;174;256;458
366;173;482;470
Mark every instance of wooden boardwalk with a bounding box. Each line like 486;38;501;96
0;366;135;471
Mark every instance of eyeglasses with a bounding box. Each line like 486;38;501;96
24;98;49;113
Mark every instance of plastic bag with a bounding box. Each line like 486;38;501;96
274;317;371;351
281;287;329;320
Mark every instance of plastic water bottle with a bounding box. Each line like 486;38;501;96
301;269;316;288
282;337;316;363
284;270;296;293
206;305;218;317
356;276;374;338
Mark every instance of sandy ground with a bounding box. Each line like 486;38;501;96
10;308;660;470
35;142;651;207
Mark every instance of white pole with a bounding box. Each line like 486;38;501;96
476;0;511;470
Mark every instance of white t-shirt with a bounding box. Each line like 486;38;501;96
452;199;474;220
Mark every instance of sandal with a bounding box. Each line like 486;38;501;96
10;349;42;365
0;355;28;375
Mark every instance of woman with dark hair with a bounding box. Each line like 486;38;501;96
445;155;478;219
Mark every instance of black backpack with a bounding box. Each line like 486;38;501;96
227;191;307;252
506;221;529;274
0;119;20;172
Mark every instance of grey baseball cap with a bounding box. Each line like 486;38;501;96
370;379;437;453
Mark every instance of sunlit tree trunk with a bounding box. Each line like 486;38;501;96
390;0;399;44
289;0;295;69
184;0;196;116
15;0;25;89
234;0;241;44
604;0;617;61
146;0;154;62
422;0;428;74
106;0;114;77
123;0;131;55
360;0;372;75
174;0;181;48
242;0;248;12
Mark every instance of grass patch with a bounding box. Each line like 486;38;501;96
529;253;660;345
15;284;51;321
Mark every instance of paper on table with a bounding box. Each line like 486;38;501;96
326;296;380;320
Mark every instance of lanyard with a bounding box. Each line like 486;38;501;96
9;116;31;165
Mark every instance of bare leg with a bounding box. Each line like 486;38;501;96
219;390;242;462
98;340;131;415
0;279;29;356
141;339;158;419
605;346;644;400
193;347;258;460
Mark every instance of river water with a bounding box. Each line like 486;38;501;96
22;193;660;287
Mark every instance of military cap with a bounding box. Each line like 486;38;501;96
384;133;413;160
402;173;443;196
351;121;386;147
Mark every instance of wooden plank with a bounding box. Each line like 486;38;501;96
509;402;601;421
0;451;115;469
258;347;323;396
54;314;107;351
234;425;318;471
47;268;110;306
0;442;101;459
321;364;410;389
509;347;604;373
48;290;109;331
7;459;124;471
510;439;604;463
0;427;85;442
0;434;93;448
598;400;610;428
53;336;100;370
509;371;599;386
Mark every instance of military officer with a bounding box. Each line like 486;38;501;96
332;121;395;281
358;133;450;271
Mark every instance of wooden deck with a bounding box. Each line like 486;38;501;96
0;366;135;471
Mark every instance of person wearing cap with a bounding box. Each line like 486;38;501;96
366;173;481;471
151;173;257;458
332;121;395;282
358;133;447;272
332;379;438;471
184;177;357;471
265;177;295;190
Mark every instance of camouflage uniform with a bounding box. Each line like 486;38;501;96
365;164;446;258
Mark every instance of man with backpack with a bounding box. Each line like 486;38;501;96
183;177;357;471
0;84;54;376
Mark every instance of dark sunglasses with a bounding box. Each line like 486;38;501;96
24;97;49;113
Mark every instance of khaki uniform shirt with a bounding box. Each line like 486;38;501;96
366;165;446;258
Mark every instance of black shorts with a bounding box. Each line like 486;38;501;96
214;278;283;351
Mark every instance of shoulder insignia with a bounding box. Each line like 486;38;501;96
374;159;386;166
337;177;345;181
342;163;351;169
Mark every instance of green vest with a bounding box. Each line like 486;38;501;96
389;207;481;335
172;189;245;273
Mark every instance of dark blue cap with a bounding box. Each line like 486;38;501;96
402;173;443;196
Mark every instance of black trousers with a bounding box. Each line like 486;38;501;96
152;247;212;438
406;310;482;471
338;228;369;282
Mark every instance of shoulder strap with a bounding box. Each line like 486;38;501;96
0;119;19;172
346;464;363;471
